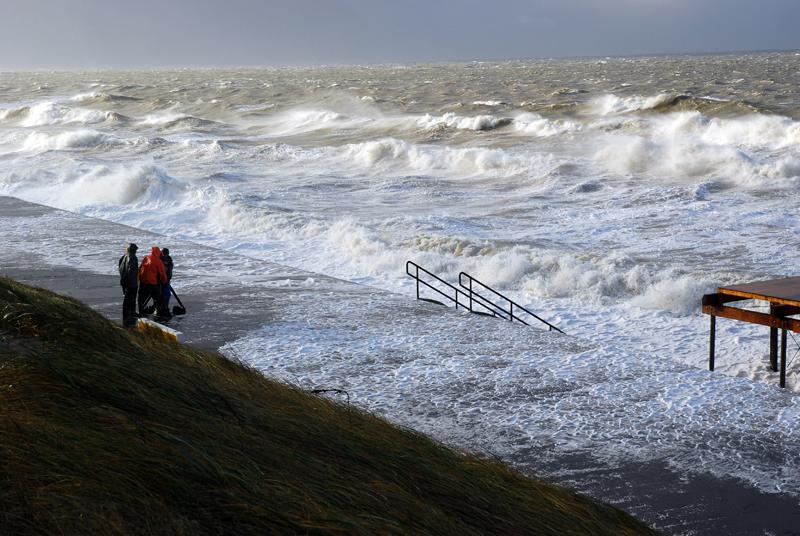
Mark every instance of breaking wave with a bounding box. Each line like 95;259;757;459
513;113;582;137
592;111;800;185
0;101;128;127
255;107;582;138
588;93;766;117
138;112;222;130
518;251;716;314
416;112;512;131
588;93;676;115
70;91;139;103
263;108;377;135
3;163;186;210
20;130;116;152
203;196;718;316
339;137;555;177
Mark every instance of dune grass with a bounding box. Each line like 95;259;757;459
0;277;658;535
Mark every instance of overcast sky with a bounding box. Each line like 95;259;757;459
1;0;798;69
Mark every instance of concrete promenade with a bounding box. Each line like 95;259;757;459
2;196;799;535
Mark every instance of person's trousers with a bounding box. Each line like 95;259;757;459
138;283;162;315
162;282;171;308
122;284;138;326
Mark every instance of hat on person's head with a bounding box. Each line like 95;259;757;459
128;243;138;252
162;247;169;255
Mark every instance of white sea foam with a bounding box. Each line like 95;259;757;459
697;113;800;149
416;112;509;131
472;100;506;106
260;106;384;136
138;111;192;126
70;91;104;102
19;101;115;126
234;103;275;113
21;130;114;152
512;112;581;137
628;275;716;314
588;93;673;115
274;109;344;130
340;137;554;177
189;192;718;320
219;285;800;499
3;163;185;209
591;111;800;185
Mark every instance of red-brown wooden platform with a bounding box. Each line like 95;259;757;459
702;277;800;388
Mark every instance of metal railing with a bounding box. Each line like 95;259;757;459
406;260;496;316
459;272;564;333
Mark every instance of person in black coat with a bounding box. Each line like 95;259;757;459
160;248;174;316
118;243;139;327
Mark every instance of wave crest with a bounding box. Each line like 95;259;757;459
593;111;800;185
21;130;114;152
588;93;765;117
138;112;221;130
513;113;582;137
0;101;128;127
340;138;553;177
588;93;675;115
71;91;138;103
416;112;511;132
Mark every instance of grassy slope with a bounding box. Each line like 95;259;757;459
0;278;657;536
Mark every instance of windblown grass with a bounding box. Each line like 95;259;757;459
0;277;657;535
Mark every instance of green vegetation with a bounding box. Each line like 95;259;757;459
0;277;657;535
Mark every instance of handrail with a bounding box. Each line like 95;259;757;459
458;272;564;333
406;261;496;316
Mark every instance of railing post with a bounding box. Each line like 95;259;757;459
770;304;779;372
509;302;513;322
415;265;419;300
781;328;787;388
709;315;716;371
469;278;473;312
770;326;779;372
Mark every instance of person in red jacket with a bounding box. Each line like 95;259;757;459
138;246;169;318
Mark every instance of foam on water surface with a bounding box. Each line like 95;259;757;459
221;291;800;497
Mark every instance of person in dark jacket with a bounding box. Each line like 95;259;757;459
138;246;168;318
118;243;139;327
161;247;174;311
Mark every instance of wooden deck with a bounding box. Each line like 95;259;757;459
702;277;800;388
719;276;800;307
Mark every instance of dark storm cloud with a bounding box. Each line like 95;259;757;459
0;0;797;69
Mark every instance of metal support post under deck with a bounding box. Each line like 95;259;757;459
770;303;780;373
770;327;779;372
709;315;716;371
781;329;787;388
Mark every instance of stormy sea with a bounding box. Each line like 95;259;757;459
2;51;800;533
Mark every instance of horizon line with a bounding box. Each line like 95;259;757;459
1;47;798;74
